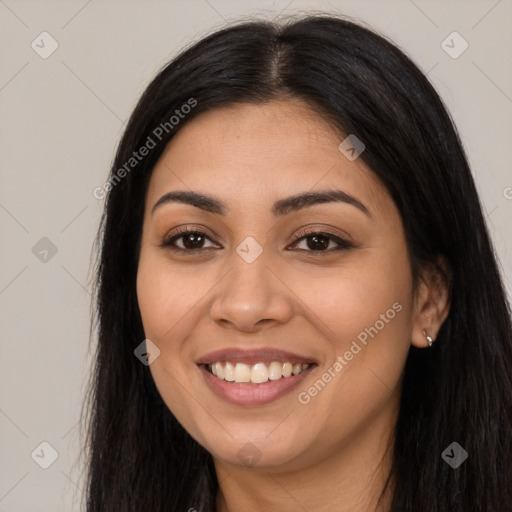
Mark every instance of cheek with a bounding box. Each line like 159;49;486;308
292;246;413;424
135;249;225;405
136;252;204;345
289;246;412;350
136;252;214;441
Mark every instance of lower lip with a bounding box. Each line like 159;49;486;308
199;364;315;406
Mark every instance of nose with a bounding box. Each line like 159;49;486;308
209;255;294;333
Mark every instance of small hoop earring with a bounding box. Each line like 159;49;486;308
423;329;434;348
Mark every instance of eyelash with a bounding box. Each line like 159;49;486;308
160;227;353;255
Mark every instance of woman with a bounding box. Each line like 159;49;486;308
83;14;512;512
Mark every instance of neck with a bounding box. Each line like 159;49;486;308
214;401;397;512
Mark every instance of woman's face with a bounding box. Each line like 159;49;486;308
136;99;418;471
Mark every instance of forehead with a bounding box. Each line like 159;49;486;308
146;99;387;217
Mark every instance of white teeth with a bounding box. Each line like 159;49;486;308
224;362;235;381
292;363;302;375
268;361;282;380
214;362;224;379
207;361;311;383
282;362;293;377
251;363;269;383
234;363;251;382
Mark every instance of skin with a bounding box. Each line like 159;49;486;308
136;99;450;511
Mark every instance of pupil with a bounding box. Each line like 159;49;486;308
307;235;329;251
184;233;203;249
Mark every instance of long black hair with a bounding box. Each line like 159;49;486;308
82;14;512;512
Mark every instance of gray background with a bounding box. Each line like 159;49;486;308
1;0;511;510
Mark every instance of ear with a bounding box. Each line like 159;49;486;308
411;256;451;348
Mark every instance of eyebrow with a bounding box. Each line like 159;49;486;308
151;189;371;218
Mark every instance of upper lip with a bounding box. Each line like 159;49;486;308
196;348;318;366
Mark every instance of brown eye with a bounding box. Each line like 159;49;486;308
304;234;330;251
180;232;206;249
289;231;352;253
162;229;218;252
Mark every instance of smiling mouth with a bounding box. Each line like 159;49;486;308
204;361;315;384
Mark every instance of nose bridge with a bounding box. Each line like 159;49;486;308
209;245;293;331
